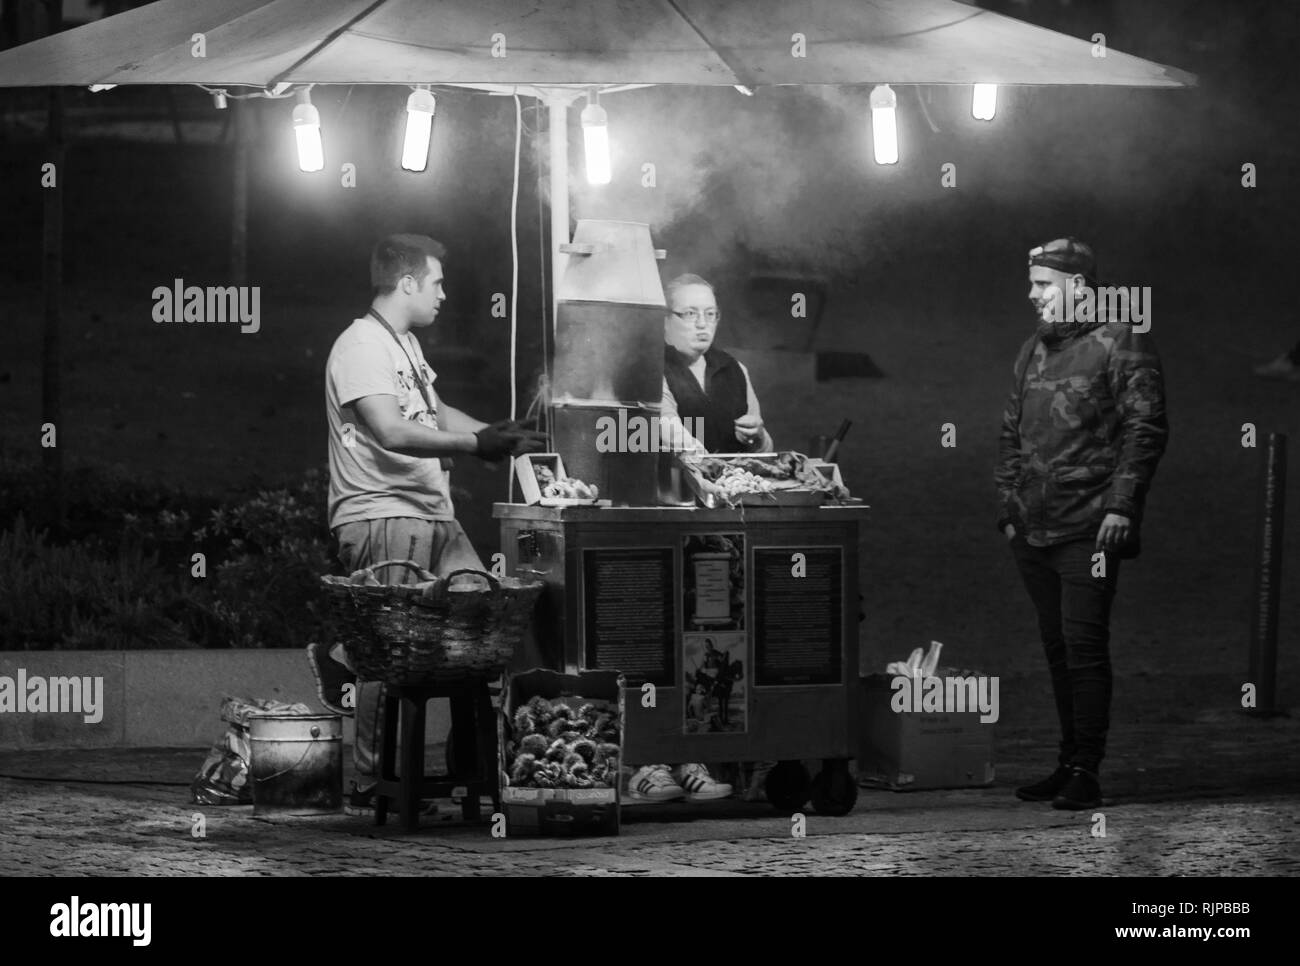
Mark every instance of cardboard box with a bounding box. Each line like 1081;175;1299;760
499;668;623;836
514;453;602;507
857;672;996;790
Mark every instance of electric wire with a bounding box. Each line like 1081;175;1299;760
535;101;550;445
508;90;522;502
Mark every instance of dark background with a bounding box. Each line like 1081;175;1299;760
0;0;1297;678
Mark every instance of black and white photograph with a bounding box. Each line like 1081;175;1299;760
0;0;1295;937
683;632;746;734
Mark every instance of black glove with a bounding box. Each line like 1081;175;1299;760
494;420;548;456
474;421;548;462
507;427;548;457
474;424;515;462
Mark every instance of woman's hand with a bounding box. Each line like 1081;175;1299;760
733;414;765;448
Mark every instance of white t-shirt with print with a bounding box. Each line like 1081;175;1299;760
326;315;454;529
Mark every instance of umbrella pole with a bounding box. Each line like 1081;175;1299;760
230;98;248;287
547;95;569;334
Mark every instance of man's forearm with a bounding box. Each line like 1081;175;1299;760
994;417;1023;529
383;419;479;457
440;404;489;435
994;440;1022;490
1106;354;1168;518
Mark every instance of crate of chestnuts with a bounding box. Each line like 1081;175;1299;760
498;668;625;836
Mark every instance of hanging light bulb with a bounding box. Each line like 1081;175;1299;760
401;86;436;171
581;93;611;185
211;90;228;110
292;90;324;173
869;84;898;165
88;84;116;93
972;83;997;121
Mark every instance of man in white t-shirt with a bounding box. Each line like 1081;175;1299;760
311;233;544;810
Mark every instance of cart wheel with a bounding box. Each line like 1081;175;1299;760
765;760;812;813
810;760;858;816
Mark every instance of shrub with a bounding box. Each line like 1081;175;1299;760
0;514;196;650
0;453;350;650
0;446;217;553
191;468;339;649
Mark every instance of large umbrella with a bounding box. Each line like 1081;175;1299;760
0;0;1195;446
0;0;1195;299
0;2;1196;224
0;0;1194;88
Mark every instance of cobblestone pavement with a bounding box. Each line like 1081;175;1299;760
1;775;1296;876
3;674;1297;876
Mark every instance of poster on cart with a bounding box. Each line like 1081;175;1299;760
682;632;747;734
583;547;675;687
753;546;843;686
681;533;746;631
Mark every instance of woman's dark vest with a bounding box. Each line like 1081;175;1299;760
663;345;748;453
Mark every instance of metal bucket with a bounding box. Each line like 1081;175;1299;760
248;713;342;815
551;399;661;506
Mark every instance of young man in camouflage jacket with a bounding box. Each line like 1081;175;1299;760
995;237;1169;810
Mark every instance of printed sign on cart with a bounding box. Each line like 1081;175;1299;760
753;546;843;686
682;534;746;632
682;632;747;734
582;547;675;687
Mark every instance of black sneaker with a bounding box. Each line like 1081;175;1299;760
345;782;439;818
306;641;355;716
344;782;380;815
1052;767;1103;810
1014;766;1074;802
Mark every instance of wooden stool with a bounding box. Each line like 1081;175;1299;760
373;676;499;832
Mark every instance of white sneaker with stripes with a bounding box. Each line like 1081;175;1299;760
627;764;686;802
675;763;733;801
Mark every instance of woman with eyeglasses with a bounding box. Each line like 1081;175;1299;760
659;273;774;456
625;273;773;805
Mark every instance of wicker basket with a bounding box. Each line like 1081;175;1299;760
321;561;544;686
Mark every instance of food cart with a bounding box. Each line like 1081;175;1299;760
495;219;867;814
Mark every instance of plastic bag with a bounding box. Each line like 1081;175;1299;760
885;640;943;678
220;695;311;728
191;724;253;805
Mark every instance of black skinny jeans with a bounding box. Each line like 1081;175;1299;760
1010;536;1121;775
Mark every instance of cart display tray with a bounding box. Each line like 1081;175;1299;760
676;452;853;508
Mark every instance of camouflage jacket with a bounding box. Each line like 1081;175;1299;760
995;315;1169;552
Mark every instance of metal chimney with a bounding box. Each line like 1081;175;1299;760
551;220;665;505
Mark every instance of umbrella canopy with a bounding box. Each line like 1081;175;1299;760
0;0;1193;90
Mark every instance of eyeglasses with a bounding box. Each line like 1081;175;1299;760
671;308;721;324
